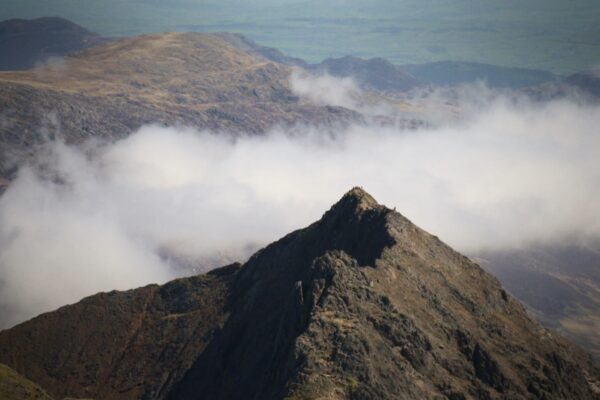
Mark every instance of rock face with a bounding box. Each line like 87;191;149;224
0;188;599;400
0;17;109;71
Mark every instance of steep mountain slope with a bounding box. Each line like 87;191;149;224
478;244;600;361
0;17;109;70
0;266;239;400
0;363;53;400
0;31;358;178
0;188;598;400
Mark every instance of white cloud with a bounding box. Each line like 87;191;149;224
1;82;599;328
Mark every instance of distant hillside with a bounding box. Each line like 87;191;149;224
311;56;421;93
478;243;600;361
217;37;559;92
525;69;600;101
402;61;558;89
215;32;308;68
0;17;110;70
0;31;359;179
301;56;557;93
220;38;422;92
566;69;600;97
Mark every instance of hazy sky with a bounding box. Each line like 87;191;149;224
1;0;599;72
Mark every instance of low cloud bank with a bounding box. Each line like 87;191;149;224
1;83;599;328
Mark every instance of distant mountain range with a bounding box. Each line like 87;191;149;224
215;29;600;100
0;17;111;70
3;17;596;93
214;32;562;91
1;188;598;399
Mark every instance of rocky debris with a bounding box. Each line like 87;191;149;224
1;188;599;399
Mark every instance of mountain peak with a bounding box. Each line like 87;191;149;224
341;186;379;210
324;186;385;221
1;189;599;399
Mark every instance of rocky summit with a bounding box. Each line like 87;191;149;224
0;188;599;400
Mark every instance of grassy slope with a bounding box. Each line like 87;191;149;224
0;363;53;400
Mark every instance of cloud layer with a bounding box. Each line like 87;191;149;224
1;83;599;328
